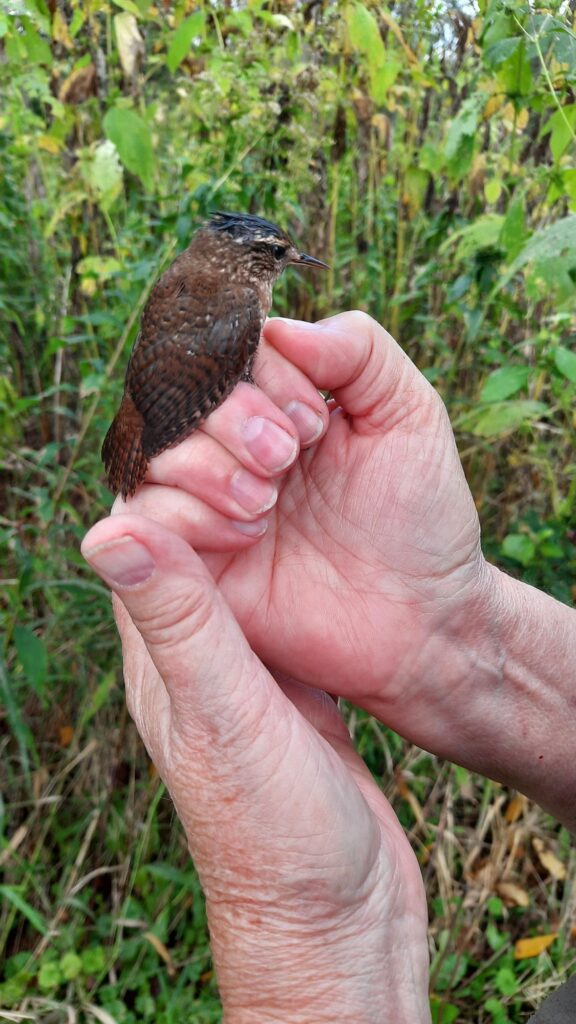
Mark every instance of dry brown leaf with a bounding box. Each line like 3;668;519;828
505;794;526;823
114;13;145;81
144;932;176;976
496;881;530;908
515;933;557;959
59;724;74;747
532;837;567;880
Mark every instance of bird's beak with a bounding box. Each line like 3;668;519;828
294;251;330;270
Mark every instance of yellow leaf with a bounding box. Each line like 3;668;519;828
53;9;73;49
38;135;62;154
515;933;557;959
143;932;176;976
517;108;529;131
505;794;526;823
532;838;566;880
496;881;530;908
483;94;504;119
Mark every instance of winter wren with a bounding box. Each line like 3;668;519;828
102;212;328;499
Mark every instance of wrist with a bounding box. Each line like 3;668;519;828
209;894;431;1024
388;559;576;829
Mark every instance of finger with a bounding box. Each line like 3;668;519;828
146;431;278;523
198;381;300;477
252;338;329;448
81;514;277;732
112;484;270;550
264;312;437;435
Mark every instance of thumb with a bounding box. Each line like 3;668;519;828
264;311;437;434
81;514;275;734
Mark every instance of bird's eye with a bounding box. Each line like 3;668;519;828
272;245;287;260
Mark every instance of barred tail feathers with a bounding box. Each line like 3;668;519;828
102;393;147;500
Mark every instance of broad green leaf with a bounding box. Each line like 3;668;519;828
166;12;205;73
510;216;576;275
0;886;48;936
455;214;504;259
21;17;52;64
14;625;47;695
496;38;531;97
369;58;401;105
345;3;392;105
81;140;124;212
484;37;521;67
484;179;502;204
541;105;576;163
554;346;576;384
103;108;155;192
480;366;528;403
346;3;385;65
445;95;483;160
470;400;547;438
500;195;526;261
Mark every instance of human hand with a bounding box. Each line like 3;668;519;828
109;311;576;829
115;311;484;739
81;514;431;1023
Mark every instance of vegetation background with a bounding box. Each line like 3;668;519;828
1;0;575;1020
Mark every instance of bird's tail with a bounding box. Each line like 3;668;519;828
102;393;147;500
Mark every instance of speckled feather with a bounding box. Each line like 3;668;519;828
102;212;326;499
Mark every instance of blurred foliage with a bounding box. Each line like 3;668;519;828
1;0;575;1019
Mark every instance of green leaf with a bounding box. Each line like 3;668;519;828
445;95;483;160
0;886;48;936
554;346;576;384
345;3;394;103
110;0;142;15
81;140;124;212
500;195;526;261
346;3;385;63
470;400;547;438
480;366;528;403
79;670;118;731
510;215;576;276
166;11;205;73
103;108;155;192
76;256;123;280
38;961;62;990
484;179;502;204
541;106;576;163
60;952;82;981
496;965;519;996
14;625;47;695
454;214;504;259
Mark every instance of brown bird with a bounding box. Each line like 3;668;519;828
102;212;328;499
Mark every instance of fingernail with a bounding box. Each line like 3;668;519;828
284;401;324;446
232;517;269;537
230;469;278;514
83;536;155;587
242;417;297;472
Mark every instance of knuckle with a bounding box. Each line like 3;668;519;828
134;582;215;653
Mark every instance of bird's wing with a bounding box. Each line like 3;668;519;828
127;282;262;459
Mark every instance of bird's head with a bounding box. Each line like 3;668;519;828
204;212;328;287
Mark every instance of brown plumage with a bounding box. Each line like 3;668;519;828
102;212;328;499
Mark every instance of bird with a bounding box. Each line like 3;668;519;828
102;211;328;500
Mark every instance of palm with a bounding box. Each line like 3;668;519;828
203;393;481;711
